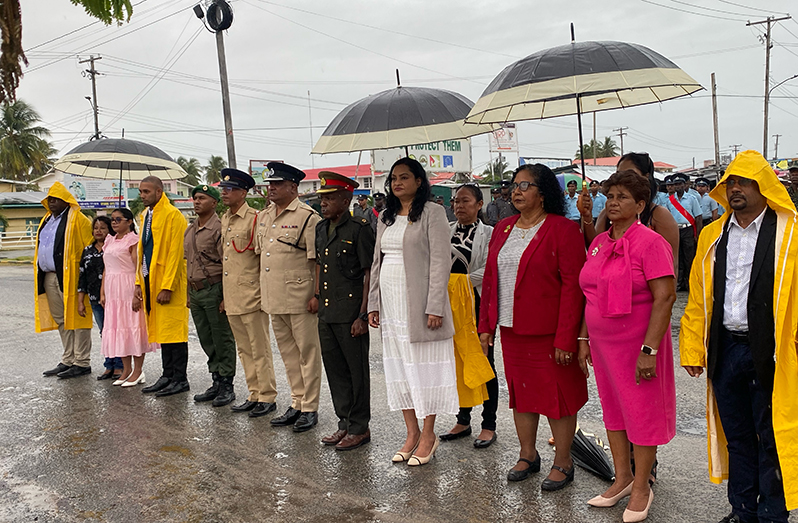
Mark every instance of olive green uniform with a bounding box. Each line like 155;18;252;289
316;213;375;435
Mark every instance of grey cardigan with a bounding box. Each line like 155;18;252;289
368;202;455;343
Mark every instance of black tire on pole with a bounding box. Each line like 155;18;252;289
207;1;233;31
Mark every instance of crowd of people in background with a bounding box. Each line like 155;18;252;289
32;150;798;523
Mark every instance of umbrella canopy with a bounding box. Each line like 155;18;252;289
465;41;702;125
53;138;187;181
571;427;615;482
312;86;495;154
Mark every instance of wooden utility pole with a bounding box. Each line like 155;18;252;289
79;55;102;140
747;15;791;158
308;91;315;169
711;73;720;166
730;144;742;157
613;127;628;155
215;31;236;169
592;112;597;165
773;134;781;159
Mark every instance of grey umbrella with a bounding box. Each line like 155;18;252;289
53;138;188;205
312;84;495;154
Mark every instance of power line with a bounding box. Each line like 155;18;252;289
242;0;485;86
638;0;745;21
668;0;760;18
715;0;789;16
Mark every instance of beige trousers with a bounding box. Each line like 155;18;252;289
44;272;92;367
228;310;277;403
271;312;322;412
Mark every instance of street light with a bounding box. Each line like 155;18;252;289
194;0;237;169
764;73;798;159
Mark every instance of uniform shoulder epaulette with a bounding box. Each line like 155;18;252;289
357;217;369;226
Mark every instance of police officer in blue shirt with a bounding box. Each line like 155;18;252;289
695;177;719;225
564;179;580;222
665;174;703;291
588;180;606;223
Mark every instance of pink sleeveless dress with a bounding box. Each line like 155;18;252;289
101;233;158;358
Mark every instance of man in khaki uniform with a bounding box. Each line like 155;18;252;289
255;162;322;433
220;168;279;419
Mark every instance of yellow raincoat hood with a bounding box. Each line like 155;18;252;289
34;182;94;332
680;150;798;509
709;149;796;217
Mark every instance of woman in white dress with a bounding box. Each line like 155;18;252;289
368;157;459;466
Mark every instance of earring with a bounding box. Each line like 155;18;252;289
637;213;641;223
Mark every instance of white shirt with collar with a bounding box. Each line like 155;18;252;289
722;207;767;332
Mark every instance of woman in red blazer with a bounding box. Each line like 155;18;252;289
479;163;587;491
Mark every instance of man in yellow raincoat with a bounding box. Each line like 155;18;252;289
680;150;798;523
134;176;190;397
36;182;94;378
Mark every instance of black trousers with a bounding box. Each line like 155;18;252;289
144;276;189;383
713;330;788;523
318;320;370;435
677;226;697;291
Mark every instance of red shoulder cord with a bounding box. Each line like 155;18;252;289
232;211;258;253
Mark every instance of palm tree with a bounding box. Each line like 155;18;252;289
0;0;133;104
480;157;513;183
204;155;226;184
575;136;619;161
0;100;54;180
177;156;202;186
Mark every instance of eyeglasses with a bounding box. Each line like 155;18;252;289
110;217;127;223
509;181;538;192
719;178;754;188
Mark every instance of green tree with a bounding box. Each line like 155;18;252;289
480;157;513;183
0;100;54;180
177;156;202;186
0;1;133;105
128;196;145;217
204;155;226;184
575;136;619;160
0;204;9;230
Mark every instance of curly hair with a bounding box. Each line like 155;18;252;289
512;164;565;216
382;157;431;225
602;169;651;205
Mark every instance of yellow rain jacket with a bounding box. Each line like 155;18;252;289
135;192;189;344
680;150;798;509
34;182;93;333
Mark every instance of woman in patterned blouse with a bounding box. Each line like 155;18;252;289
77;215;121;380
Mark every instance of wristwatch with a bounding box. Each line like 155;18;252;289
641;344;658;356
358;312;369;322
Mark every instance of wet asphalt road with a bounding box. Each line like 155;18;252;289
0;264;793;523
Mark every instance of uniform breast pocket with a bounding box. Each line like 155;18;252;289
284;269;313;302
336;242;363;279
276;233;300;252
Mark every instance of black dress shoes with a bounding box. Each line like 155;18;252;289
249;402;277;418
155;380;190;397
270;407;302;426
142;376;171;394
43;363;70;377
507;452;541;482
57;365;91;379
474;432;497;449
540;464;575;491
439;426;472;441
194;374;220;402
293;412;318;432
97;370;115;381
231;400;258;412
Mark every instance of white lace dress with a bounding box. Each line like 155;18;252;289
380;215;459;419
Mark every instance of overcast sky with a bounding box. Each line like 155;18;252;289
19;0;798;174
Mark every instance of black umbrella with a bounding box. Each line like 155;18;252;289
466;26;702;179
312;82;495;155
53;138;188;205
571;427;615;482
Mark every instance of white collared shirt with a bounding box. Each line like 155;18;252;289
722;208;767;331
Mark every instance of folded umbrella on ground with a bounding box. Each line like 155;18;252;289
571;427;615;482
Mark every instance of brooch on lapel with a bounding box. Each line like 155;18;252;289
504;225;512;233
591;244;602;257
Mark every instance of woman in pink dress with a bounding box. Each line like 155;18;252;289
578;170;676;523
101;208;156;388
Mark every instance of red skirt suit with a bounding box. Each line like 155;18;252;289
478;214;588;418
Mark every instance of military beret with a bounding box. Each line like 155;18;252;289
192;184;220;201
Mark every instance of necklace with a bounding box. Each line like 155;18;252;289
515;214;546;239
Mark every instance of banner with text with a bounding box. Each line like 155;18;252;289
371;139;471;173
61;172;124;209
489;123;518;153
